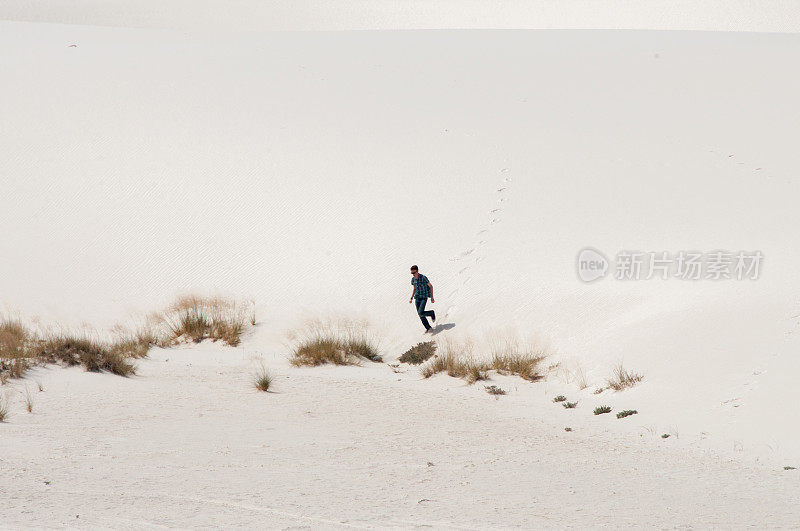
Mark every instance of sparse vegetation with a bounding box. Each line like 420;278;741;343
24;386;34;413
34;336;137;377
489;337;546;382
253;365;273;392
399;341;437;365
594;405;612;415
784;466;796;470
0;395;8;422
606;363;643;391
421;335;548;385
0;319;32;381
484;385;506;395
563;401;578;409
564;427;573;432
289;317;383;367
661;433;670;439
594;387;605;394
553;395;566;402
159;295;250;347
616;409;638;419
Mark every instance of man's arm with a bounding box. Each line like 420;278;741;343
427;282;434;303
409;286;416;303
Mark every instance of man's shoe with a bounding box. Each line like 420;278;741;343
431;311;436;322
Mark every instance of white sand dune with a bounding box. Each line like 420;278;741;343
2;8;800;528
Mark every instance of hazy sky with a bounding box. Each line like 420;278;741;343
1;0;799;32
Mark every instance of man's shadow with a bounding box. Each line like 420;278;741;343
429;323;456;336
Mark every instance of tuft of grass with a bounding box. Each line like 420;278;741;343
420;352;489;383
607;363;643;391
23;386;34;413
563;401;578;409
34;336;137;377
253;365;273;392
484;385;506;395
594;405;612;415
399;341;437;365
0;319;32;381
490;352;545;382
784;466;796;471
160;295;250;347
616;409;638;419
288;317;383;367
564;427;573;432
0;394;9;422
553;395;567;403
594;387;605;394
661;433;671;439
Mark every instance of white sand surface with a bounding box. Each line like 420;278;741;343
2;9;800;528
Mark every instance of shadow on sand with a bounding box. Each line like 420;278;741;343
429;323;456;336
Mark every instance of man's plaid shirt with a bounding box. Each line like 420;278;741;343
411;274;431;299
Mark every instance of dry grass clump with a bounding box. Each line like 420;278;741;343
489;336;546;382
607;363;643;391
0;394;8;422
420;350;490;383
421;335;549;385
253;364;273;392
0;320;32;381
399;341;437;365
288;317;383;367
33;336;137;377
159;295;250;347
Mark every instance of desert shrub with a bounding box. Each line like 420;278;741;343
594;405;612;415
345;338;382;362
34;336;136;377
399;341;437;365
0;320;32;381
661;434;670;439
253;365;273;392
0;394;8;422
553;395;566;403
160;295;250;347
563;401;578;409
784;466;796;470
488;335;547;381
485;385;506;395
607;363;643;391
594;387;605;394
288;318;383;367
616;409;638;419
420;351;490;383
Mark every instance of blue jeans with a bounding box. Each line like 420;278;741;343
414;298;435;330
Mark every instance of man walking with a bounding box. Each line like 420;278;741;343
409;265;436;332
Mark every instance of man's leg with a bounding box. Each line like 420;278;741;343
415;298;431;330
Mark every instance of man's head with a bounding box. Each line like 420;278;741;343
410;265;419;278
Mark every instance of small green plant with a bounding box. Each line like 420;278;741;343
484;385;506;395
784;466;796;470
661;433;670;439
563;401;578;409
552;395;566;403
594;405;612;415
399;341;437;365
253;365;273;392
616;409;638;419
564;427;573;432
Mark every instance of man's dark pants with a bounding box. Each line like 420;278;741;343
414;297;435;330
